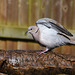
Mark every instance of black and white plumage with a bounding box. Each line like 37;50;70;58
26;18;75;54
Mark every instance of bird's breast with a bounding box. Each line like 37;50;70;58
39;28;66;48
39;28;57;47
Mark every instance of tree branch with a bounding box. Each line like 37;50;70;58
0;50;75;75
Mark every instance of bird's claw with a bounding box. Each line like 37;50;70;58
36;50;47;55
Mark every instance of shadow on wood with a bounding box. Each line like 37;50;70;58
0;50;75;75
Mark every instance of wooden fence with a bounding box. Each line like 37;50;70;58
0;0;75;56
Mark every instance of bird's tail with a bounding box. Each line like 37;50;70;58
70;41;75;45
69;37;75;45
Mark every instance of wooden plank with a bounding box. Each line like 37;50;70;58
50;0;62;23
31;43;45;50
30;0;40;25
17;42;35;50
40;0;52;18
44;0;51;18
61;0;74;29
54;47;62;53
27;42;35;50
28;0;32;26
0;26;30;39
40;0;46;18
7;0;18;25
18;0;29;26
0;40;6;50
0;0;7;25
17;41;27;50
17;41;45;50
61;46;71;55
72;0;75;29
71;46;75;56
6;41;17;50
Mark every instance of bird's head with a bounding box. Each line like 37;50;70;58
25;26;39;34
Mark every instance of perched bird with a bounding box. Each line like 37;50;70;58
25;18;75;54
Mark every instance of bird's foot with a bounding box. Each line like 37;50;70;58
37;50;47;55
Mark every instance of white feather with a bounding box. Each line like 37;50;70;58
38;24;69;49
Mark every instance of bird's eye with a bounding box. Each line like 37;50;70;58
31;28;32;30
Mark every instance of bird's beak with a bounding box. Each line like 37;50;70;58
25;30;29;34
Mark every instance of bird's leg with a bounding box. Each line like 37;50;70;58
38;48;49;55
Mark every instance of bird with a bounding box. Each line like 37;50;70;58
25;18;75;54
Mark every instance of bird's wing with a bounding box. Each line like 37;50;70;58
36;18;73;37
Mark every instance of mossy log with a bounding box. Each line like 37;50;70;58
0;50;75;75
